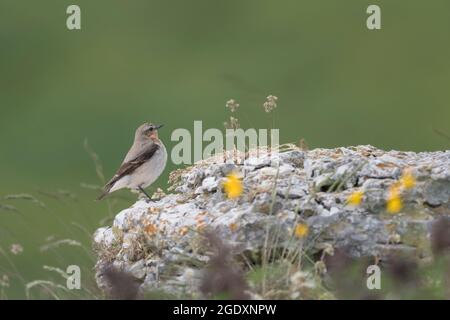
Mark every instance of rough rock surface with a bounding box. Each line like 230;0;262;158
93;145;450;296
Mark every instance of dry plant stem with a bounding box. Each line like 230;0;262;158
296;242;304;270
84;138;114;218
261;165;280;295
5;194;81;240
433;127;450;142
240;252;254;271
25;280;69;300
269;114;275;158
41;241;92;282
268;177;293;263
71;222;94;240
0;140;110;300
42;191;85;227
283;242;305;288
280;200;302;260
0;245;26;285
83;139;105;183
43;265;98;299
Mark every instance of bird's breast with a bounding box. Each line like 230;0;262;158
131;142;167;188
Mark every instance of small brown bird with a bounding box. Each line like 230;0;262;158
97;123;167;201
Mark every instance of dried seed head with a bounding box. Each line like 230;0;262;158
10;243;23;255
224;116;240;130
225;99;240;112
263;95;278;113
0;274;9;288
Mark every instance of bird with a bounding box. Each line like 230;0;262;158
97;122;167;201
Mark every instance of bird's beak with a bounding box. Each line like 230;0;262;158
155;124;164;129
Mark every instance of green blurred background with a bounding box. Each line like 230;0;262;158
0;0;449;298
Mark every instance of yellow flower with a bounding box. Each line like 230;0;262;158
347;190;364;206
386;196;402;214
223;172;243;199
386;181;403;214
399;169;416;189
295;223;309;238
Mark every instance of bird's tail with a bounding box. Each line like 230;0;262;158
97;184;112;201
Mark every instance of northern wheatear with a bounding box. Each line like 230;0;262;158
97;123;167;201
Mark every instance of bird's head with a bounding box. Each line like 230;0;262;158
136;122;164;141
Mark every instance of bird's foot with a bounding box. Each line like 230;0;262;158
144;196;153;203
138;186;153;202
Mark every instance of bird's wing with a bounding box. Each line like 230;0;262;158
97;143;160;200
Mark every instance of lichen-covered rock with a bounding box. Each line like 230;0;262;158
93;145;450;297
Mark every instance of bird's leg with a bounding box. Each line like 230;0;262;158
138;186;152;202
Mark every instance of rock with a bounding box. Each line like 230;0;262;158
128;260;147;279
423;179;450;207
93;227;116;247
220;163;237;176
201;177;218;193
93;145;450;297
244;156;271;169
